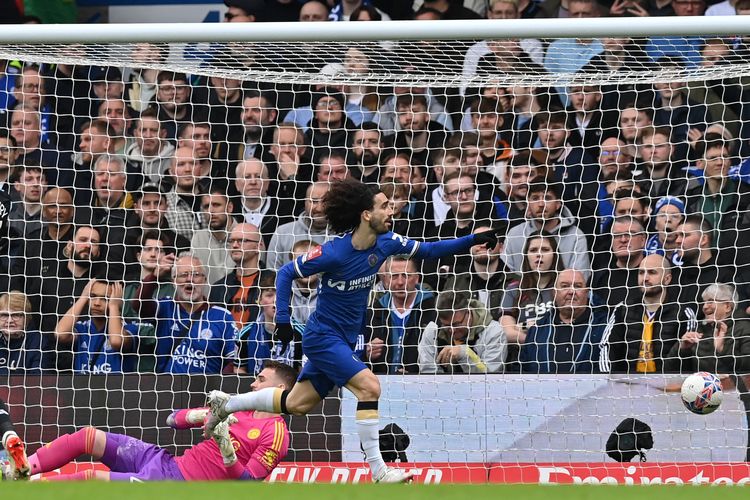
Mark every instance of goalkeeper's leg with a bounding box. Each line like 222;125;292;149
1;398;30;480
28;426;106;476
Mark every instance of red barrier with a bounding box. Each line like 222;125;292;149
42;462;750;484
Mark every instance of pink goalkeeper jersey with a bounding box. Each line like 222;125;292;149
175;410;289;480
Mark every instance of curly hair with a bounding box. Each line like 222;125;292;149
323;178;380;234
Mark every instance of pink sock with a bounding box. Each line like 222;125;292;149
29;427;97;475
46;470;97;481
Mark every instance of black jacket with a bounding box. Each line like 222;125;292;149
600;292;699;374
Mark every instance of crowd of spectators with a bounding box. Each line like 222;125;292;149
1;0;750;378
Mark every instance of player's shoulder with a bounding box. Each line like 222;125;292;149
378;231;415;252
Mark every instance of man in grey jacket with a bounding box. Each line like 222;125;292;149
266;181;330;270
418;290;506;374
501;178;591;279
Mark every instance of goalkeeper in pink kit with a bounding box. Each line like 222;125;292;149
24;361;295;481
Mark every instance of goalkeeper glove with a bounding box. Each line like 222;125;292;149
274;322;295;345
212;420;238;467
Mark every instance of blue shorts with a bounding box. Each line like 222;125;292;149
298;331;367;398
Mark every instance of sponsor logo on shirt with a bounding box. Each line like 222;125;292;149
172;345;207;369
302;245;322;263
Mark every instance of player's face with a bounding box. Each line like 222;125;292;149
367;192;394;234
251;367;285;392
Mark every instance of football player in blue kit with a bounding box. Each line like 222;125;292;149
205;178;500;483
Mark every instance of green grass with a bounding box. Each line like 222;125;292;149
2;482;750;500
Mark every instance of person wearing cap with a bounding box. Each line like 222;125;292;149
223;0;264;22
304;88;352;150
645;195;684;258
90;66;124;103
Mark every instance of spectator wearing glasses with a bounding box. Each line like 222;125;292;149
133;254;237;374
666;283;750;374
209;223;266;329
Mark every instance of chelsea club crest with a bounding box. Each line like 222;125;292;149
368;254;378;267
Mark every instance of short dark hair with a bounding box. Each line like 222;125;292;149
396;93;428;110
0;129;17;148
323;178;380;234
613;188;649;211
698;133;731;158
139;229;173;253
157;71;189;85
535;109;567;128
527;177;562;200
436;290;471;319
681;214;714;243
177;122;211;139
261;360;298;390
138;108;161;123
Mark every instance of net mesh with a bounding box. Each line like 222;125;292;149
1;31;750;483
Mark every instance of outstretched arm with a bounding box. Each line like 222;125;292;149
167;407;209;429
411;230;498;260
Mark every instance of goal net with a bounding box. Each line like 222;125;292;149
1;18;750;484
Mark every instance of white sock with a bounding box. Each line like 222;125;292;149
225;388;281;414
357;417;386;478
2;430;17;448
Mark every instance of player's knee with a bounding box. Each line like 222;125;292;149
357;375;381;401
286;401;314;416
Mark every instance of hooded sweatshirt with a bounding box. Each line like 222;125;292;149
267;213;330;271
501;205;591;279
418;299;506;374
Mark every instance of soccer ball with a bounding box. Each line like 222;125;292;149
681;372;723;415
